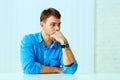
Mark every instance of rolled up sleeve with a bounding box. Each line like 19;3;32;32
20;35;42;74
62;61;78;74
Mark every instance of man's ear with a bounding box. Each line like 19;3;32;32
40;22;44;28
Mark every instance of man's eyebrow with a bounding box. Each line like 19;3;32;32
51;22;61;24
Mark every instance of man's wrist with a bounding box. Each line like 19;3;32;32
61;43;69;48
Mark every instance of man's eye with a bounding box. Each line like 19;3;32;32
51;24;55;27
58;23;61;27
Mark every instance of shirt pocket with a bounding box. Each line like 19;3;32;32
49;59;60;67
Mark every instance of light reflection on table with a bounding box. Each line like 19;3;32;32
1;73;120;80
22;74;78;80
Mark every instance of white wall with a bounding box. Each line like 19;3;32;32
95;0;120;73
0;0;94;74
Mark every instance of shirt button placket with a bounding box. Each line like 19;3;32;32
44;48;48;65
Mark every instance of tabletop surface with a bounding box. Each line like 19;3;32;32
1;73;120;80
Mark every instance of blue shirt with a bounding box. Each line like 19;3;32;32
20;32;78;74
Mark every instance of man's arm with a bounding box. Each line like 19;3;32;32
50;31;76;66
62;44;75;66
40;65;63;74
50;31;78;74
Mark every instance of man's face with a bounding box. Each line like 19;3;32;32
41;16;61;35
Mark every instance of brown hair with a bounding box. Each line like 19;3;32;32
40;8;61;22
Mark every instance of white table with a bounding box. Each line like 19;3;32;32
1;73;120;80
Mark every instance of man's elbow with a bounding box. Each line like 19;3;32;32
23;67;40;74
24;69;38;74
63;62;78;74
23;63;41;74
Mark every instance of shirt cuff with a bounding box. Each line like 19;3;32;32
62;61;78;74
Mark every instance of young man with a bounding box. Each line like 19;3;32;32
20;8;78;74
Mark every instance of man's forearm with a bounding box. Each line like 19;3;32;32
60;39;76;66
40;65;63;74
62;47;75;66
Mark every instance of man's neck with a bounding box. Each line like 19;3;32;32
41;31;53;47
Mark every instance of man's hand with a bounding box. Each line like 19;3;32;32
50;31;68;45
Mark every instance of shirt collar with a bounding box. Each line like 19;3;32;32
38;32;43;43
38;32;59;49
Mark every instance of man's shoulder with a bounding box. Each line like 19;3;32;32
22;32;41;43
24;32;40;37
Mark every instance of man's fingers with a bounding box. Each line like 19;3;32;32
53;38;57;42
50;36;57;42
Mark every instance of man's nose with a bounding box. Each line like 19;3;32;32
55;26;60;31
